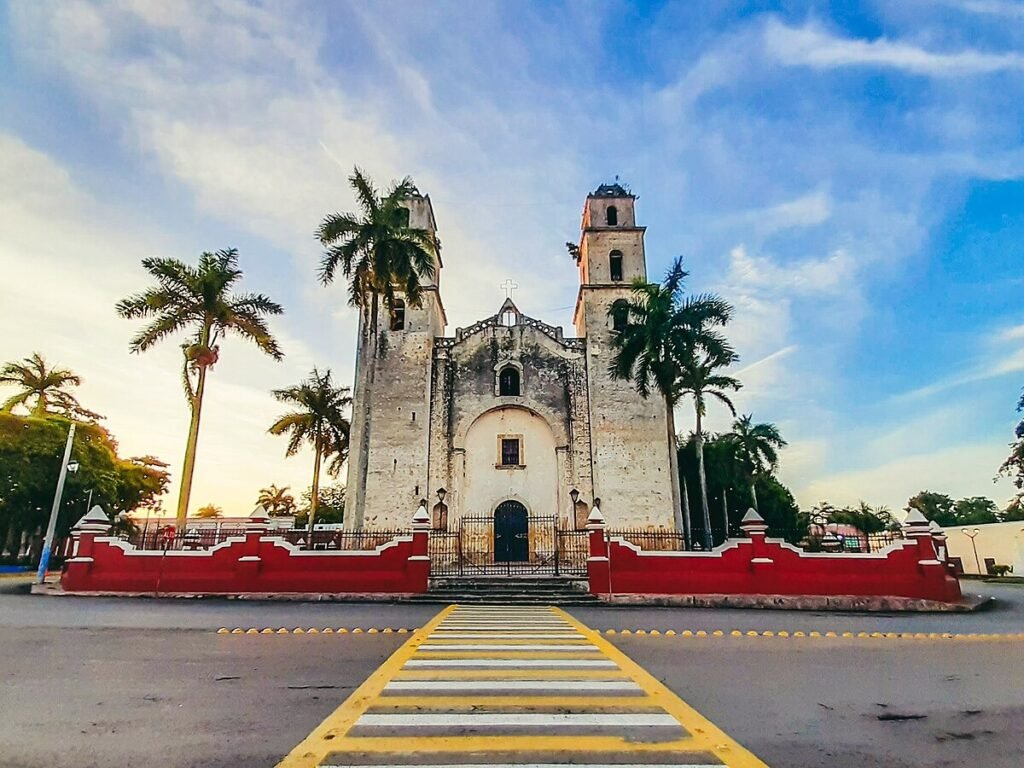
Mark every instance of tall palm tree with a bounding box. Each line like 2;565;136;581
0;353;101;420
316;167;439;340
679;349;742;549
608;257;734;537
257;484;297;517
268;368;351;540
725;414;786;512
116;249;284;530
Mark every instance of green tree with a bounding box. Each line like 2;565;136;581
268;369;351;540
679;350;742;549
1;353;101;421
1004;494;1024;522
256;484;297;517
906;490;957;526
952;496;1000;525
0;413;169;560
828;501;892;534
116;249;283;530
608;257;734;538
195;504;222;519
316;168;439;339
297;483;346;527
725;414;786;512
999;386;1024;491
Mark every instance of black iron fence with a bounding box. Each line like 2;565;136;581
125;526;407;552
608;526;906;554
429;517;589;577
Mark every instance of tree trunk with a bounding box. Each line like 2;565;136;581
2;521;18;558
681;476;692;550
722;487;730;540
174;327;210;531
750;480;759;512
695;409;713;550
664;397;684;535
308;439;322;549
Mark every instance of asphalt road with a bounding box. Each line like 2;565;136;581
1;581;1022;768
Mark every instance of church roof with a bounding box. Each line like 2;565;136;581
590;182;634;198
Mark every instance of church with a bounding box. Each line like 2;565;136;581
345;184;677;566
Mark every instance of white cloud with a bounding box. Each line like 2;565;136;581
764;19;1024;76
795;442;1014;510
0;133;327;515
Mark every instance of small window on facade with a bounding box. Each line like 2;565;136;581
501;438;521;466
501;309;517;327
612;300;629;332
609;250;623;282
606;205;618;226
499;366;521;396
390;299;405;331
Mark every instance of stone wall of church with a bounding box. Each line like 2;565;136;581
427;318;594;528
578;288;677;529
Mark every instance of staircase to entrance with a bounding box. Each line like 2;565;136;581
415;575;598;605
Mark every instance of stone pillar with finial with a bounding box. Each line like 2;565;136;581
61;506;112;589
586;498;610;595
740;508;776;589
408;499;432;592
238;505;270;577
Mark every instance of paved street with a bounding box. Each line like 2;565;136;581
1;581;1022;767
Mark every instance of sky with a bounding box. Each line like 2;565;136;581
0;0;1022;517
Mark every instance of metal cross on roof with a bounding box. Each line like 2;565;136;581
500;279;519;300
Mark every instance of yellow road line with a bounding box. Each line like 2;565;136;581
555;608;769;767
274;605;454;768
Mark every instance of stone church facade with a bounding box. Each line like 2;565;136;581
345;184;676;546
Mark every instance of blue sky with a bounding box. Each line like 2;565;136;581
0;0;1021;515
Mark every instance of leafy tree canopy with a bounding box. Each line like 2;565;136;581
257;484;297;517
0;413;169;541
297;483;345;526
907;490;1006;525
998;386;1024;491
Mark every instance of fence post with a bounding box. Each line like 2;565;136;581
61;506;112;590
740;508;775;591
409;500;431;592
586;501;610;595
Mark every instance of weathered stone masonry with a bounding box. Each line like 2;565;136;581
346;184;676;534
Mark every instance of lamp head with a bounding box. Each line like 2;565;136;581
66;461;80;474
569;488;580;504
436;487;447;503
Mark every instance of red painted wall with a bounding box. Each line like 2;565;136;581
62;530;430;595
588;528;962;603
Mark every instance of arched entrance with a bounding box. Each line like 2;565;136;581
494;500;529;562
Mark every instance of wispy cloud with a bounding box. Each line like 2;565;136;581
764;19;1024;75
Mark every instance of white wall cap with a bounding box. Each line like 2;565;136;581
250;505;269;519
74;505;111;530
412;503;430;525
587;504;606;525
903;509;929;526
740;508;764;524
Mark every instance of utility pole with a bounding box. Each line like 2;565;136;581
36;422;76;584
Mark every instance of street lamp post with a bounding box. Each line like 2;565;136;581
36;422;78;584
962;528;982;574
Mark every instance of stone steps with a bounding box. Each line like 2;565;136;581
415;576;599;605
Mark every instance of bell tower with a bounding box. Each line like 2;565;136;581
572;183;676;527
346;191;446;529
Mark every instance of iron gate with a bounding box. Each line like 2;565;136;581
428;513;589;577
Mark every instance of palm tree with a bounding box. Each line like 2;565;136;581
196;504;222;519
268;369;351;540
679;349;742;549
257;484;297;517
116;249;284;529
316;167;439;340
725;414;786;512
0;353;101;420
608;257;734;537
